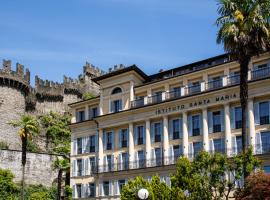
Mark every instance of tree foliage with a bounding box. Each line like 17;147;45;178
82;92;96;100
121;149;261;200
235;171;270;200
0;168;19;199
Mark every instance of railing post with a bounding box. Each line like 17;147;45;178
200;81;206;92
181;86;186;96
222;75;228;87
248;70;252;81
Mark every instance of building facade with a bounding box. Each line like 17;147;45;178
69;53;270;199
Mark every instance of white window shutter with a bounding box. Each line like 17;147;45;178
109;181;113;196
118;130;122;149
104;156;108;172
169;119;173;140
72;160;77;177
220;109;225;132
99;183;104;197
85;158;89;176
188;115;192;136
165;176;171;186
134;126;138;145
151;123;155;143
169;146;174;164
135;152;139;168
112;131;115;150
119;99;123;111
73;139;77;155
255;132;262;154
230;107;235;129
119;154;123;170
179;118;183;139
103;131;106;150
199;114;202;135
161;122;164;142
208;111;213;133
81;184;85;198
188;143;194;159
72;185;76;198
254;102;260;125
82;137;86;154
95;133;98;152
142;126;145;144
115;180;120;195
231;136;237;155
81;159;85;176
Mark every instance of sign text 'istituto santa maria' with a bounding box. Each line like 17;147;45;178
155;93;237;115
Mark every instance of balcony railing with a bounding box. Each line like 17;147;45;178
251;66;270;80
166;90;182;100
227;74;240;86
186;84;201;95
131;98;145;108
129;67;270;109
73;143;270;176
206;79;223;91
148;93;163;104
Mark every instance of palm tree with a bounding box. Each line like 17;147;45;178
216;0;270;157
53;157;70;200
9;115;40;200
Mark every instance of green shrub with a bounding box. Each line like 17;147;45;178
82;92;95;100
0;168;19;199
0;141;9;149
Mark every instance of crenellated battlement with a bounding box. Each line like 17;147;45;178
0;60;30;95
83;62;105;78
108;64;125;73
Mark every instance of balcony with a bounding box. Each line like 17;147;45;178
206;79;223;91
227;74;240;86
131;98;145;108
129;67;270;109
186;84;201;95
251;66;270;80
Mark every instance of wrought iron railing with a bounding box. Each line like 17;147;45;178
227;74;240;85
166;90;182;100
186;84;201;95
131;98;145;108
251;66;270;80
206;79;223;91
148;93;163;104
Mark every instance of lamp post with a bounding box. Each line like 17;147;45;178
138;188;149;200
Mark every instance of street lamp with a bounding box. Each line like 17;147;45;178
138;188;149;200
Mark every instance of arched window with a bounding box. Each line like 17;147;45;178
111;87;122;95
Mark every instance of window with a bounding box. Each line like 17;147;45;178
155;148;162;166
76;110;85;122
138;150;145;168
257;63;268;69
77;138;82;154
236;136;242;154
189;81;201;94
76;184;82;198
261;132;270;153
173;145;182;159
111;99;122;113
172;119;180;140
92;107;98;118
154;123;162;143
106;132;113;150
137;126;144;145
192;115;200;136
89;183;96;197
119;129;128;148
193;142;203;157
90;135;96;153
213;111;221;133
103;181;110;196
173;87;181;98
112;87;122;94
77;159;83;176
235;107;242;129
154;91;163;103
119;180;126;193
107;155;113;172
90;157;96;174
120;152;129;170
213;138;225;153
259;102;269;125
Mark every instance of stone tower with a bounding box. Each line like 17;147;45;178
0;60;102;150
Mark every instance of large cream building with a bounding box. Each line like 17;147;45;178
69;53;270;199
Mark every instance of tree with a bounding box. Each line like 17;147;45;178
121;149;261;200
53;157;70;200
235;171;270;200
39;111;71;199
9;115;40;200
0;168;19;199
121;176;184;200
216;0;270;156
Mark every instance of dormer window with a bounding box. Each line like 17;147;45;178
111;99;122;113
112;87;122;95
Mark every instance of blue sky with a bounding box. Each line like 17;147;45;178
0;0;224;85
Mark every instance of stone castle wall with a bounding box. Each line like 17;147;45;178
0;86;25;149
0;149;58;186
